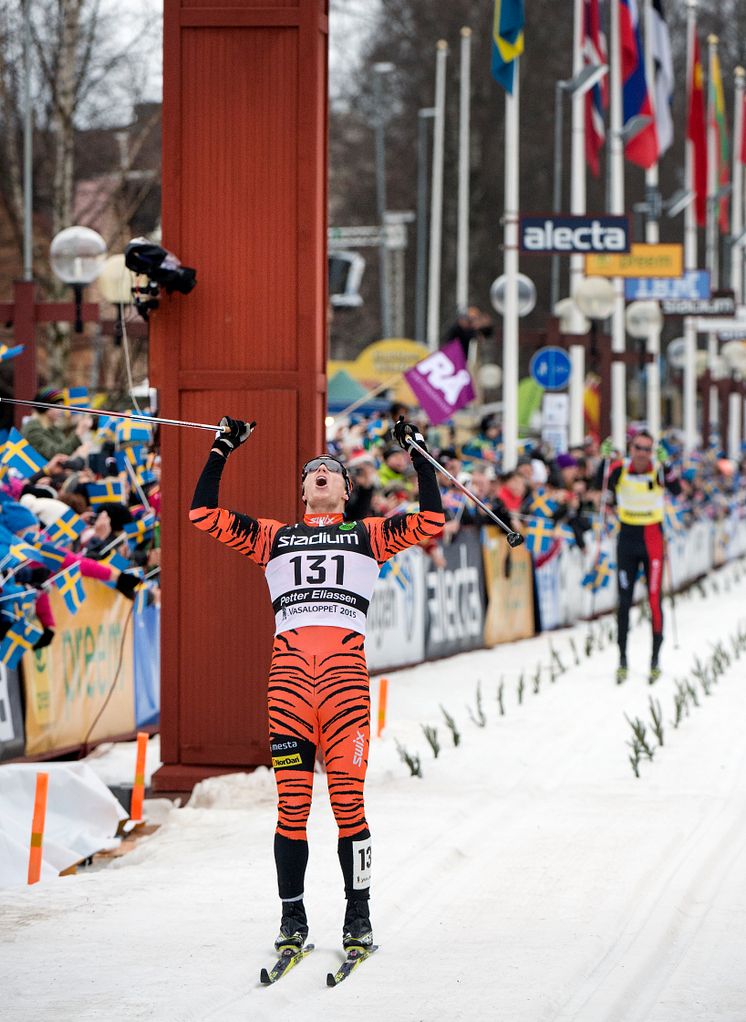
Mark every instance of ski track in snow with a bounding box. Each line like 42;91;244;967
2;565;746;1021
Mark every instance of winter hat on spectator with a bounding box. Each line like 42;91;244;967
0;500;38;535
34;386;64;405
21;483;57;500
556;453;579;470
531;459;549;484
19;494;71;526
347;448;376;468
94;502;133;532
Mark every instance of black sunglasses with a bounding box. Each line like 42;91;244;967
302;457;346;476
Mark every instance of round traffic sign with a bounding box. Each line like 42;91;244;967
529;346;572;391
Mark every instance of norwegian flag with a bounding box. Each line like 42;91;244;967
583;0;608;177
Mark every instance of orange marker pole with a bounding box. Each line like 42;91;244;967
27;771;49;885
376;678;389;738
130;732;148;822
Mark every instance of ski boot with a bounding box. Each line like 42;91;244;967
274;899;309;952
342;898;374;951
616;656;628;685
650;634;663;684
649;663;661;685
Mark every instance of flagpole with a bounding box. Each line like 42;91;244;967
732;67;745;305
426;40;448;352
456;27;472;313
683;0;699;453
730;66;745;460
569;0;587;448
706;34;720;447
609;0;627;451
642;0;661;440
502;57;520;471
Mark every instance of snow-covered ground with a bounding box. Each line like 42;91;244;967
3;565;746;1021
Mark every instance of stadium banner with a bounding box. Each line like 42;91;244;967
367;545;426;672
0;664;25;762
134;601;160;727
425;528;486;659
482;527;534;645
23;581;135;756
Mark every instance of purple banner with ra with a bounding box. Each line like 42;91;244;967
404;340;476;425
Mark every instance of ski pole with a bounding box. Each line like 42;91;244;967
403;436;524;547
589;454;612;621
662;531;679;649
0;396;251;436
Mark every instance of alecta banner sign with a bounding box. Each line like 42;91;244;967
519;215;630;254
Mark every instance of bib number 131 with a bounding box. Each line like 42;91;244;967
289;553;345;586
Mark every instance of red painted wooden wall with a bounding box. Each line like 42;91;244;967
152;0;329;791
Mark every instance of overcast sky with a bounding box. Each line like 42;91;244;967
119;0;375;118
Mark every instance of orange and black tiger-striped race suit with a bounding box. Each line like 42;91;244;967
190;450;444;903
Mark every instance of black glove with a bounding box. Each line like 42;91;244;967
392;417;430;470
16;566;51;587
211;416;255;458
115;572;141;600
33;627;55;650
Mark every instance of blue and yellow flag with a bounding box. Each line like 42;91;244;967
492;0;525;94
0;343;24;363
524;515;555;556
32;541;68;572
0;614;43;669
52;563;86;614
582;551;615;591
6;540;39;569
61;387;89;408
88;479;126;506
123;510;156;542
528;487;558;519
115;416;153;447
43;507;86;546
97;416;117;443
115;445;145;474
1;428;47;478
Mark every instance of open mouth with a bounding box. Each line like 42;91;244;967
315;474;328;488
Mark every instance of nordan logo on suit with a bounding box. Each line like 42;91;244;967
519;215;631;254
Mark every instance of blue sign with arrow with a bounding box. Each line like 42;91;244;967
529;346;572;391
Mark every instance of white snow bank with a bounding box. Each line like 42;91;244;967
0;763;127;888
82;733;161;787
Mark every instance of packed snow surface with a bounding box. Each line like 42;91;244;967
2;566;746;1021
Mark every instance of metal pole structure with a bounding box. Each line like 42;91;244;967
0;396;240;434
22;0;33;281
456;27;472;312
502;60;521;471
683;0;699;453
550;80;565;313
732;67;745;305
643;0;661;440
728;389;741;460
706;35;720;446
373;63;394;339
569;0;588;447
427;40;448;351
415;108;435;343
609;0;627;451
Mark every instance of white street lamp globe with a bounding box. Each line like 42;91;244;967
98;254;135;304
625;300;663;339
478;363;503;389
573;275;615;320
666;337;686;370
721;340;746;374
554;296;590;334
710;354;730;381
50;226;107;285
695;350;709;376
490;273;537;317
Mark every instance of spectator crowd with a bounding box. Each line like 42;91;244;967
0;387;160;664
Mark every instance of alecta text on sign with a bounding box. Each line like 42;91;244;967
519;216;630;255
